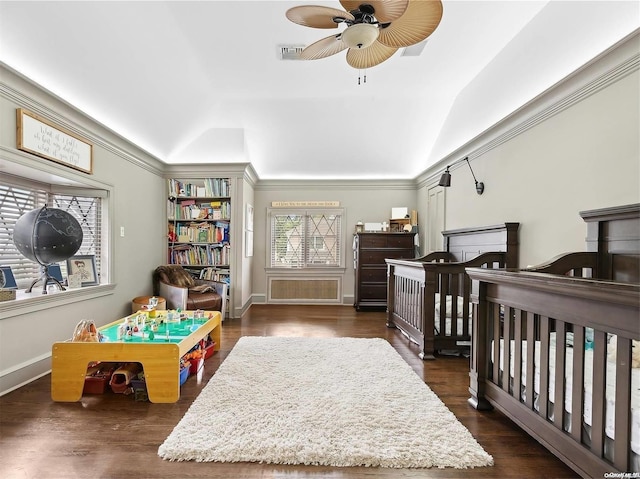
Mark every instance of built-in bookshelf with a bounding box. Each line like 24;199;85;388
167;177;232;306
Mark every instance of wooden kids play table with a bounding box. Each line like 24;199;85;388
51;310;221;403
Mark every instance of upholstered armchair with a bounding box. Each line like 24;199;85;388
152;265;227;321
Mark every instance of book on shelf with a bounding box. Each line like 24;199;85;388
168;178;231;198
171;222;229;243
200;267;231;287
171;200;230;220
169;243;230;266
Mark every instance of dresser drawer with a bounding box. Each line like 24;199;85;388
360;250;393;265
386;235;415;248
358;235;389;248
358;283;387;300
360;249;415;265
359;266;387;282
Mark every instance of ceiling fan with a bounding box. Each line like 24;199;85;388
286;0;444;70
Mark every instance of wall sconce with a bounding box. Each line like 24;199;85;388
438;156;484;195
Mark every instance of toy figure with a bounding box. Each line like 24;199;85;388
167;223;177;242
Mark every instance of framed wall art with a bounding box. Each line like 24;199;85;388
66;255;98;286
246;203;254;231
16;108;93;174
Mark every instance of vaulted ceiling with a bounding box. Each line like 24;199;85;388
1;1;638;180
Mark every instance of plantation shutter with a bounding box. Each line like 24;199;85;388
270;212;304;268
270;209;342;268
306;210;342;267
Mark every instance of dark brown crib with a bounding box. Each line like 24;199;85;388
468;203;640;478
386;222;519;359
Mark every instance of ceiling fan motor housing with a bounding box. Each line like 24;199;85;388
351;4;376;24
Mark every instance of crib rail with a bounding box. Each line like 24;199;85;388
524;251;599;278
467;268;640;478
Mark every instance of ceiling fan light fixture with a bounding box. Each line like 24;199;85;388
341;23;379;49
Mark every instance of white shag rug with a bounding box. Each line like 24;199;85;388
158;336;493;469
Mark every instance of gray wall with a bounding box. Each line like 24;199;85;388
0;67;167;394
426;33;640;267
252;182;418;305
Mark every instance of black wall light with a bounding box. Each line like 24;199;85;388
438;156;484;195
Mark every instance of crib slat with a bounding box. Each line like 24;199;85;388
502;306;512;393
462;274;471;332
613;337;631;471
525;311;535;410
570;326;585;443
492;304;500;383
590;330;607;457
539;318;550;420
450;274;459;335
553;320;567;431
415;278;421;329
513;309;523;402
437;274;447;337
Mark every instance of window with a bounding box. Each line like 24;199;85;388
270;209;343;268
0;179;104;287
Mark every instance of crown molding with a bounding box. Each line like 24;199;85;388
255;178;417;191
1;63;165;177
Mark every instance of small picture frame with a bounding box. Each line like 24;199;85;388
46;264;64;285
66;255;98;286
67;274;82;289
0;266;18;289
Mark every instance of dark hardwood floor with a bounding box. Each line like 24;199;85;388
0;305;578;479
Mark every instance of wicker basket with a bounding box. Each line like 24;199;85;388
0;289;16;302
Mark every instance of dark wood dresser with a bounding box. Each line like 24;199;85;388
353;232;416;311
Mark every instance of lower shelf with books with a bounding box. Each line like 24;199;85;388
168;243;230;266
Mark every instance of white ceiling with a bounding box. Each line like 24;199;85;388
1;1;638;180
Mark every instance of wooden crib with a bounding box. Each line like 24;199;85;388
386;222;519;359
467;203;639;478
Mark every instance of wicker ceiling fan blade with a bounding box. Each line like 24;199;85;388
346;41;398;69
301;35;348;60
377;0;443;48
339;0;409;23
286;5;355;29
